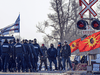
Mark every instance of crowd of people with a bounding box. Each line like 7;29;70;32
0;38;73;72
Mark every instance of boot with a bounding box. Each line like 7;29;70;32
26;69;29;72
45;67;48;71
30;68;32;72
50;67;52;71
39;66;41;71
61;66;63;70
58;67;60;70
55;67;58;70
18;70;20;72
32;68;36;72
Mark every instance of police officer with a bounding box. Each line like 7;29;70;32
39;44;48;71
23;39;31;72
28;40;37;72
9;38;16;72
47;43;57;71
1;39;11;72
0;40;2;71
32;38;43;72
12;38;16;72
14;39;25;72
57;42;63;70
8;40;14;72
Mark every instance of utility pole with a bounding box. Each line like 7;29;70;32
87;1;92;75
88;0;92;66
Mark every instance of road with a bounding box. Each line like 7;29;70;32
0;71;87;75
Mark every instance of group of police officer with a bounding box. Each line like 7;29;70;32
0;38;73;72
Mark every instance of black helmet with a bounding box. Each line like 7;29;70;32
4;39;8;43
17;39;19;42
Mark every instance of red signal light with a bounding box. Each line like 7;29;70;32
79;24;84;27
77;20;87;29
91;19;100;30
93;23;99;27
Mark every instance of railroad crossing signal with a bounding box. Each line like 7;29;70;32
77;19;100;30
79;0;98;17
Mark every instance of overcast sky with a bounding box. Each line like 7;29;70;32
0;0;51;42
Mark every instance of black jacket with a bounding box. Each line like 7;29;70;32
29;43;37;58
14;43;25;55
61;44;71;58
47;47;57;59
23;42;31;55
1;43;11;54
33;43;43;56
11;42;16;58
0;43;2;56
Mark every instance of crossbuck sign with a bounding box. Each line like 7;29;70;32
79;0;98;17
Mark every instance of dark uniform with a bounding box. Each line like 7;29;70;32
32;39;43;71
47;44;57;71
0;41;2;71
1;39;11;72
11;39;16;71
23;40;32;72
39;44;48;71
8;40;14;72
28;40;37;72
14;39;25;72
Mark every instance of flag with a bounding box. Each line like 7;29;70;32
69;38;81;53
2;31;9;35
0;24;13;35
0;14;20;35
79;31;100;52
13;14;20;33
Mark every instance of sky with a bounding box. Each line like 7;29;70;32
0;0;51;42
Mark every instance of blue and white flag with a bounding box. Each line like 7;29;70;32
14;14;20;33
0;14;20;35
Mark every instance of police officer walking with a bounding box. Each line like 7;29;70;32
47;44;57;71
14;39;25;72
1;39;11;72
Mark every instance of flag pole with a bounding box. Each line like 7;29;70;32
19;32;20;42
19;13;20;42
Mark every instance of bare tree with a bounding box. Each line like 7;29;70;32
64;0;82;42
36;0;83;44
